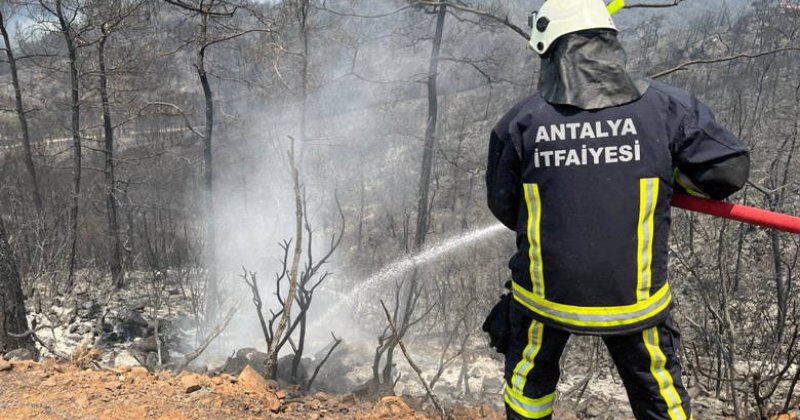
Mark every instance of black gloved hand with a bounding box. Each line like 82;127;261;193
482;283;513;355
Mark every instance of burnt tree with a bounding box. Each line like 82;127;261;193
0;219;34;353
0;7;43;217
38;0;85;290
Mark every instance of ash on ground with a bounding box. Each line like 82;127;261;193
12;270;729;419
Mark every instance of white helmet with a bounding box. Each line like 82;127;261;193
529;0;624;55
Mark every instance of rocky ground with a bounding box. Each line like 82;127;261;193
13;271;800;419
0;356;506;419
2;351;782;420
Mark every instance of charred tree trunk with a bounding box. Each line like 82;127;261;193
372;4;447;391
55;0;82;291
299;0;309;147
414;3;446;249
0;219;34;353
290;310;306;380
265;143;304;379
98;30;124;289
0;10;43;217
357;152;365;250
197;12;219;315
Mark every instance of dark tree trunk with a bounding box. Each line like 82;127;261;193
0;10;43;217
299;0;309;147
414;4;446;249
55;0;82;291
0;219;34;353
290;311;306;381
197;13;219;315
374;5;447;390
98;32;124;289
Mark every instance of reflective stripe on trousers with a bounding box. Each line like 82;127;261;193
504;307;691;420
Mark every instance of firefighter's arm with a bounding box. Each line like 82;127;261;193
670;95;750;200
486;118;522;230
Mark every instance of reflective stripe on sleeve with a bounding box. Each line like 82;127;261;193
512;282;672;329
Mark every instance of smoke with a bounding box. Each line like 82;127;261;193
185;0;420;365
189;0;530;367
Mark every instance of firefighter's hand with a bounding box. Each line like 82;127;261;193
482;292;512;355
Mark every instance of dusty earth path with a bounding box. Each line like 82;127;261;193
0;357;505;420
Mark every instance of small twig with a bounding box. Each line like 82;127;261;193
651;47;800;79
380;300;452;420
624;0;686;9
11;329;68;360
155;319;163;368
176;302;239;372
306;332;343;390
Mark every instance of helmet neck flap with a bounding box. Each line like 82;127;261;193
537;30;649;110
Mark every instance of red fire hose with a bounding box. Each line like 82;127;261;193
671;193;800;234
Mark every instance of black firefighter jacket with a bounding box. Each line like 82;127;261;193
486;80;750;335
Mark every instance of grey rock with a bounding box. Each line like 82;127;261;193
145;352;160;370
582;397;606;418
133;336;159;353
481;376;503;393
309;342;369;393
103;309;149;342
4;348;35;361
222;349;309;386
77;300;102;319
276;354;310;386
187;363;208;374
222;348;269;377
113;350;142;367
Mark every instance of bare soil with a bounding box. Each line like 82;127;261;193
0;357;505;419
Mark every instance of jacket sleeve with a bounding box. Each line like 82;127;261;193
486;115;522;230
670;95;750;200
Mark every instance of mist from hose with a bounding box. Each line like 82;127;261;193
311;222;508;328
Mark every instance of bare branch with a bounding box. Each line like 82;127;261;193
305;332;343;390
651;47;800;79
176;302;239;372
141;102;205;139
624;0;686;8
380;299;452;420
162;0;237;17
414;1;529;41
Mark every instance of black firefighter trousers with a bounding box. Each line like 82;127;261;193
504;306;691;420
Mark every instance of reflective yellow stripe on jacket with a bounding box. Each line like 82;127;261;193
516;180;671;330
513;282;672;328
637;177;659;301
523;183;545;297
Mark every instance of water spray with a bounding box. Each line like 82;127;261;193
313;223;508;324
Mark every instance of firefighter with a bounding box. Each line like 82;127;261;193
483;0;750;419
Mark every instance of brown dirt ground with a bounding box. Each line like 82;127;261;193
0;358;506;419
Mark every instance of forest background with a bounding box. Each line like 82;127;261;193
0;0;799;418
